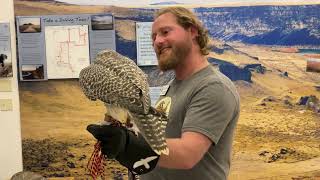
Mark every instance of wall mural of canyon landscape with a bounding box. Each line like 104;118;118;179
14;0;320;179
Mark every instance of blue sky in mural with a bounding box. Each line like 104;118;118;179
57;0;320;7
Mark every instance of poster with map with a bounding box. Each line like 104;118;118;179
45;25;90;79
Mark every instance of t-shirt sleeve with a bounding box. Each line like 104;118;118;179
182;81;238;145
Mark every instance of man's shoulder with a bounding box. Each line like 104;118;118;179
200;67;240;102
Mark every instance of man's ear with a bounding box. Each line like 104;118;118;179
189;26;199;40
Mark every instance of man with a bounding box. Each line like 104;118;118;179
87;6;240;180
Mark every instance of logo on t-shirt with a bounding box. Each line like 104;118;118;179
155;97;171;116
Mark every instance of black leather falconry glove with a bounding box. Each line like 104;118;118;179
87;124;159;175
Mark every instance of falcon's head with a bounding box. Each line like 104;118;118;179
78;65;100;101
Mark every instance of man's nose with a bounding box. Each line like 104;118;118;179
153;35;165;46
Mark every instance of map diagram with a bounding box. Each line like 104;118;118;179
45;25;90;79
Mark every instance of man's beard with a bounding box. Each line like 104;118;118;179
157;40;191;71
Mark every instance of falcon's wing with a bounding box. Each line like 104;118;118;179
79;63;145;113
93;50;150;114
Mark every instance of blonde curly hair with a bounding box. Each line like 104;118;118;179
154;6;210;55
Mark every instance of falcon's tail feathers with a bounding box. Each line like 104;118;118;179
135;107;169;156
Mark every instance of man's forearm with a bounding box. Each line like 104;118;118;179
157;132;212;169
158;138;195;169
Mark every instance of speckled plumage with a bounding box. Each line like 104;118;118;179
79;49;168;155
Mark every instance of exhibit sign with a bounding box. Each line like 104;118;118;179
0;22;12;78
16;14;116;81
136;22;157;66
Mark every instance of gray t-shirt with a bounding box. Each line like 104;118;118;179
141;65;240;180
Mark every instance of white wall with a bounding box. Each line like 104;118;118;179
0;0;23;179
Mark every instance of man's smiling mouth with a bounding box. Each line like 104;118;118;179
159;47;170;55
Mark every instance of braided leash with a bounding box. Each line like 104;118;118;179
87;117;139;179
87;141;141;180
87;141;106;179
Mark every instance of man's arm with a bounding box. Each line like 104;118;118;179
86;126;212;174
158;131;212;169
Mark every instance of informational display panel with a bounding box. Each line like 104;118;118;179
16;14;116;81
136;22;157;66
0;23;12;78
